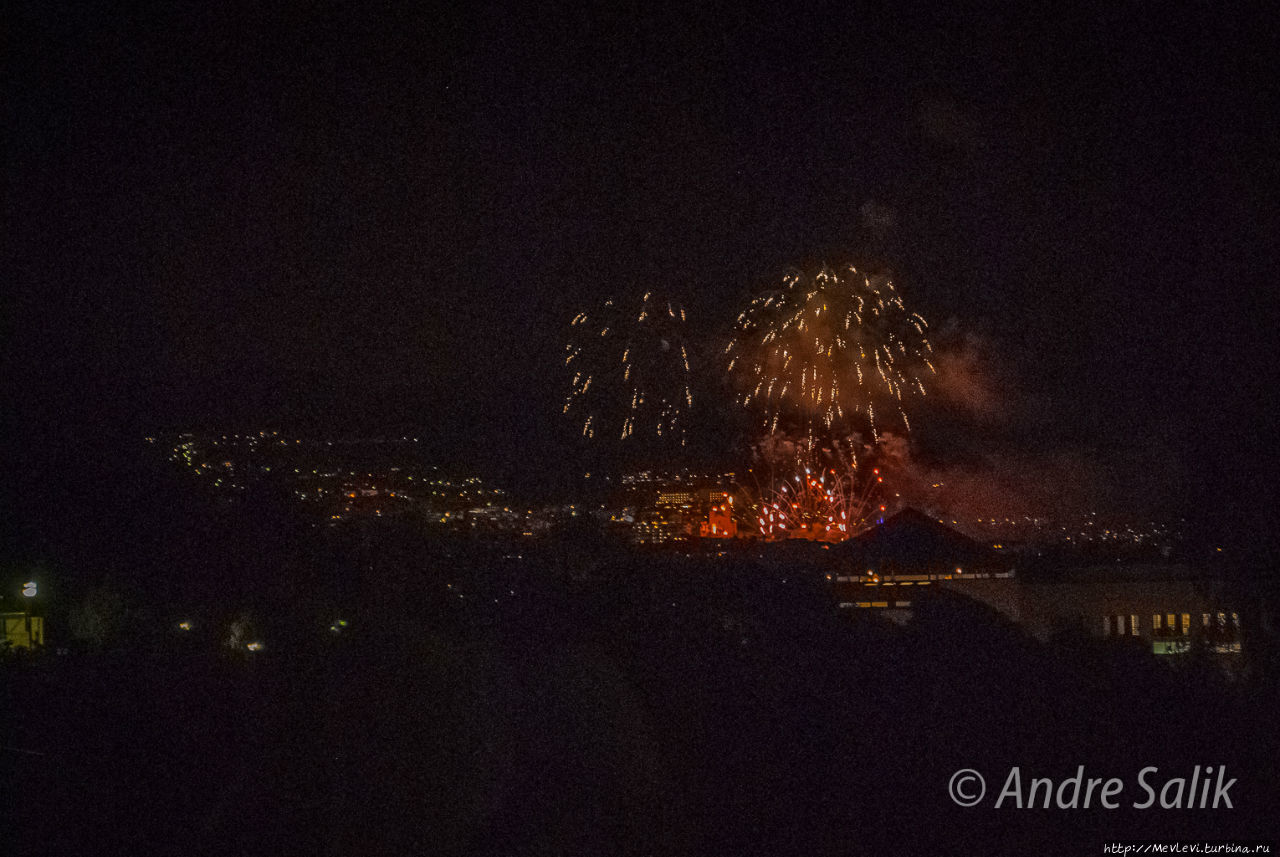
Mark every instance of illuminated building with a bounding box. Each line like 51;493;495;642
700;493;737;539
828;510;1251;659
2;612;44;649
633;501;690;544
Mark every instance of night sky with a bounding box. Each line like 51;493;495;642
5;3;1277;547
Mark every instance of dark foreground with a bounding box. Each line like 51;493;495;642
4;548;1278;857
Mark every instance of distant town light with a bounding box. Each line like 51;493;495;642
246;641;264;652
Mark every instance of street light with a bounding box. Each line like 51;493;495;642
22;581;36;598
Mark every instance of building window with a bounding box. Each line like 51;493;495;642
1202;613;1211;628
1166;613;1175;631
1181;614;1190;635
1130;614;1139;636
1153;614;1162;632
1102;615;1112;636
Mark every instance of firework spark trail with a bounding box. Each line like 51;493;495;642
754;458;886;542
727;264;933;440
563;291;692;446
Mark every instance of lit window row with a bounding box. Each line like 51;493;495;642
1103;611;1240;636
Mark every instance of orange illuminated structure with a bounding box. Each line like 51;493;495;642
700;493;738;539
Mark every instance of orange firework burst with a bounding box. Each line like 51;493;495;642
743;434;886;542
563;291;692;446
726;265;933;441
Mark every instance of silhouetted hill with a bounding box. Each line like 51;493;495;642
832;507;1003;572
